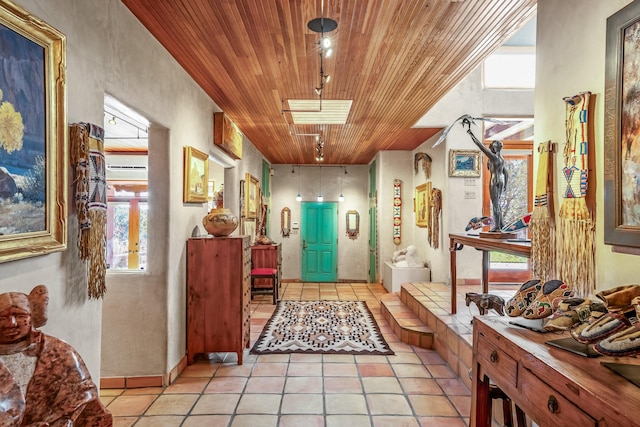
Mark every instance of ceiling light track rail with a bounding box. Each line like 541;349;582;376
103;110;149;134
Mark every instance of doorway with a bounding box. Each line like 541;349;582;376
301;202;338;282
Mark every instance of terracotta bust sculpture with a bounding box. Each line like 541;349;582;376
0;285;112;426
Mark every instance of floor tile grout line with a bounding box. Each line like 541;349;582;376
106;282;481;425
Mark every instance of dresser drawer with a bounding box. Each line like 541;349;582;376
476;332;517;388
520;368;596;427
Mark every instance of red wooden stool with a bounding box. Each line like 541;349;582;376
251;267;278;304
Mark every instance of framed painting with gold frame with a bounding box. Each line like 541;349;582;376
449;149;481;177
183;146;209;203
244;173;259;218
0;2;67;263
415;183;431;228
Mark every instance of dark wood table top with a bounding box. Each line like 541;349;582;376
449;233;531;257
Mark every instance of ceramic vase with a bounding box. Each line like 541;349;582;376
202;208;238;237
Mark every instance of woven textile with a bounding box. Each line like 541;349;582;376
530;141;555;282
70;123;107;299
251;300;394;355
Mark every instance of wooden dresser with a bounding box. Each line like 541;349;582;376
250;243;281;288
186;236;251;365
471;316;640;427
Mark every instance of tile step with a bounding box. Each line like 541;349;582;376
380;293;434;349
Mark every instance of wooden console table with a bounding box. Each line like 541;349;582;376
449;233;530;314
471;316;640;427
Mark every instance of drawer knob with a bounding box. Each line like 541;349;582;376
547;395;558;413
490;350;498;363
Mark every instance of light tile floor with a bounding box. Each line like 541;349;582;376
102;282;482;427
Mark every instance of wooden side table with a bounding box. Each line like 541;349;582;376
471;316;640;427
449;233;530;314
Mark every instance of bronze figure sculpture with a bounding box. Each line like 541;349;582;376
433;115;508;232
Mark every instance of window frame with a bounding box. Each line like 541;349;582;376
481;140;533;283
107;181;148;271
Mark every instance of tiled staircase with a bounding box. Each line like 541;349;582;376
380;282;477;390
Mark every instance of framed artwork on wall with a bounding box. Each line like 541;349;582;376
0;2;67;263
183;146;209;203
213;112;243;159
449;149;481;177
415;183;431;228
244;173;259;218
604;0;640;250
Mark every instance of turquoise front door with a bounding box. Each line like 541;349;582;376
301;202;337;282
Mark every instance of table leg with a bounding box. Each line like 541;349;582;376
449;237;460;314
481;250;489;294
471;371;491;427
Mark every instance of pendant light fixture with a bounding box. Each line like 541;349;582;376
317;166;323;202
338;166;345;202
296;165;302;202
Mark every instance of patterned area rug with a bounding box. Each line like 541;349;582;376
250;300;395;355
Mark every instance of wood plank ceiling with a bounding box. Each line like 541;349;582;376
121;0;537;165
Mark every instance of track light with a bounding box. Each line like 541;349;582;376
315;140;324;162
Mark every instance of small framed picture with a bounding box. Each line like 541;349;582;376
183;146;209;203
414;182;431;228
449;149;481;177
244;173;259;218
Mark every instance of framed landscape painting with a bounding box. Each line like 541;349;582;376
449;149;481;177
415;182;430;228
183;146;209;203
0;1;67;263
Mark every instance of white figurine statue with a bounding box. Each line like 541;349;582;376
392;245;423;268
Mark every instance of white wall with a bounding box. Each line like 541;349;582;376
536;0;637;291
374;151;416;281
270;164;370;282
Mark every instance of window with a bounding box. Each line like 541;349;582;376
483;47;536;89
103;95;150;271
106;182;148;271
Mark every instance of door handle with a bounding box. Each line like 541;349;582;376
302;240;307;250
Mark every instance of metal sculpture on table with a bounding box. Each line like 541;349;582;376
465;292;506;316
433;115;509;233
